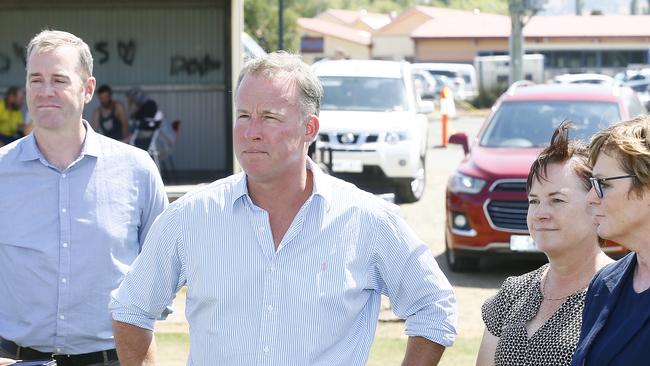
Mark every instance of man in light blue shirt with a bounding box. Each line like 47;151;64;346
0;30;168;366
111;52;457;365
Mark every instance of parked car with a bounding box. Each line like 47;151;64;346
413;68;437;101
413;63;478;100
553;73;617;85
313;59;432;203
445;83;644;271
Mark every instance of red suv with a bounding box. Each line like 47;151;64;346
445;83;645;271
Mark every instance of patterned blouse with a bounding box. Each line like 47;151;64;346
482;264;586;366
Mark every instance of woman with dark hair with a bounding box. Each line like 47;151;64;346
572;115;650;365
476;122;613;366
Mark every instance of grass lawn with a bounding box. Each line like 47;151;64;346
155;332;480;365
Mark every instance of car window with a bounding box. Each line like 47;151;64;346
320;76;408;112
480;100;621;148
425;70;456;78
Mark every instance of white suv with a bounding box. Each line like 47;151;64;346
312;59;431;203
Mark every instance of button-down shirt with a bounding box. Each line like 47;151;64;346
0;122;168;354
111;160;457;366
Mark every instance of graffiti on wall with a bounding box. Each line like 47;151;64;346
0;42;26;73
94;39;137;66
0;38;221;78
170;54;221;76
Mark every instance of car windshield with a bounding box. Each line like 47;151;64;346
320;76;408;112
480;100;621;148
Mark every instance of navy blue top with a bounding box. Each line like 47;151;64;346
587;261;650;365
577;254;650;365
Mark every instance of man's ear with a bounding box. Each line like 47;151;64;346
305;114;319;142
83;76;97;104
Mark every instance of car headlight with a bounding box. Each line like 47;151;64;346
448;172;486;194
385;130;411;144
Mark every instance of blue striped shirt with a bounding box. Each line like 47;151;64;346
0;122;168;354
110;161;457;365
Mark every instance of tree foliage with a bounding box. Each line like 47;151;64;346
244;0;509;52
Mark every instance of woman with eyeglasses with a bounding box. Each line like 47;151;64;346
572;115;650;365
476;122;613;366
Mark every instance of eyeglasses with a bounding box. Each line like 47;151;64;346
589;175;636;199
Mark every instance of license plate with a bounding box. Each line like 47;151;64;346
510;235;538;252
332;159;363;173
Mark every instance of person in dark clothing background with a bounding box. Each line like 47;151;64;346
125;87;162;151
91;84;130;142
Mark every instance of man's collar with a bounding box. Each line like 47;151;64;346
230;157;333;211
81;120;102;158
17;120;102;162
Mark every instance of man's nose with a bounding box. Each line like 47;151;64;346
244;116;263;140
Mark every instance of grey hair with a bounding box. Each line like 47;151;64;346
237;51;322;123
26;30;94;79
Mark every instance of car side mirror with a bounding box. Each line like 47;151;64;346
418;100;434;114
449;132;469;155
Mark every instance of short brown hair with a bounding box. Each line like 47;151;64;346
527;121;592;193
237;51;322;123
589;115;650;198
26;29;93;79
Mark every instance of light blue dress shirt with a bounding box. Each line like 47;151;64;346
0;122;168;355
111;160;457;366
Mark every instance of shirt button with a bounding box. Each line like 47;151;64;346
61;174;67;178
61;208;67;213
258;226;264;232
263;346;269;353
62;243;68;248
270;265;276;272
59;315;65;320
61;278;67;283
267;304;273;311
56;348;62;353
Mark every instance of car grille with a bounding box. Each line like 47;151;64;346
337;133;360;144
366;134;379;143
486;200;528;231
492;181;527;192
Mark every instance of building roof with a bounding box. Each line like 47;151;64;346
356;13;392;30
297;17;372;45
412;12;650;39
525;15;650;37
320;9;391;29
411;12;509;38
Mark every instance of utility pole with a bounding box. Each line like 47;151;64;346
509;0;525;85
278;0;285;50
508;0;544;85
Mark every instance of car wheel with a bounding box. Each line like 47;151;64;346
396;156;426;203
445;233;479;272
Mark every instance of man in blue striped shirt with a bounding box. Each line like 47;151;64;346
111;52;457;365
0;30;168;366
